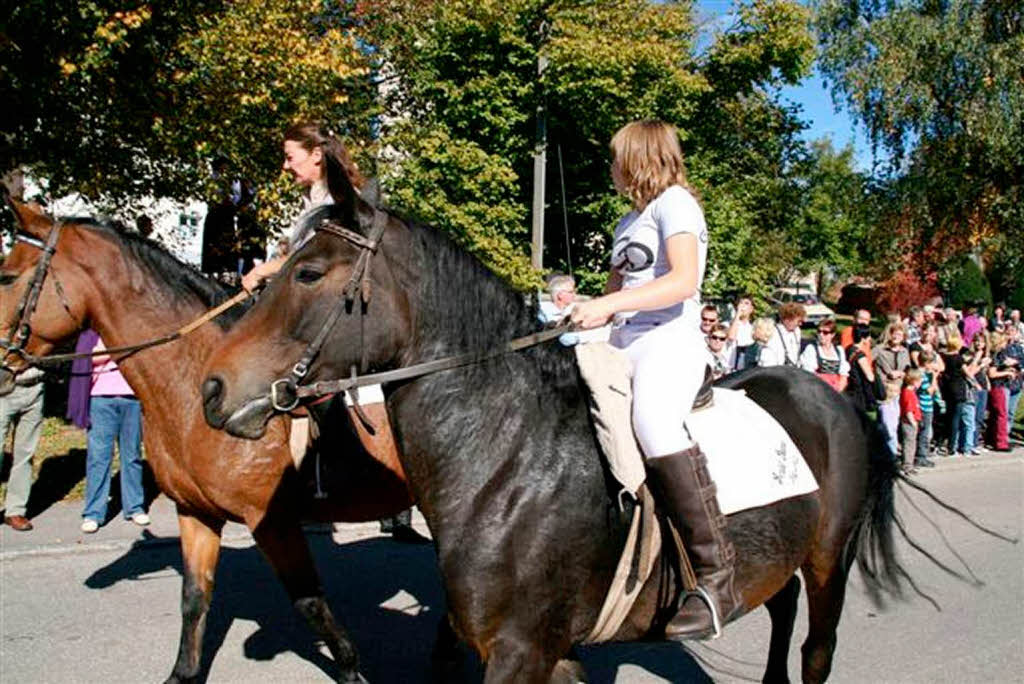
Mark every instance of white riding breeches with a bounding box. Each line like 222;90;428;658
611;316;709;458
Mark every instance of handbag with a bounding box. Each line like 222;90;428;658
871;368;887;402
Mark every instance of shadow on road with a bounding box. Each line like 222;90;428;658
82;531;716;682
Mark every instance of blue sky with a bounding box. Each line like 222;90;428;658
695;0;876;170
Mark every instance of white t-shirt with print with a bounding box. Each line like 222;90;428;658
610;185;708;331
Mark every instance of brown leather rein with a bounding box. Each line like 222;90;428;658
1;221;251;370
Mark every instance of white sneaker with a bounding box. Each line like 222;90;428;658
81;519;99;534
130;512;151;527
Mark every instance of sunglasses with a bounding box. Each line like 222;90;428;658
819;330;835;336
701;317;718;323
710;335;727;341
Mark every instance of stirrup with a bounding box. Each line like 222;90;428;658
681;585;723;640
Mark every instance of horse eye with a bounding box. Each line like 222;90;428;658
0;273;17;286
295;267;325;284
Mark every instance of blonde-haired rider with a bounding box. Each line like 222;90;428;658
571;120;739;639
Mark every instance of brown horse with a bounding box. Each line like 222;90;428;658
199;196;915;683
0;200;410;683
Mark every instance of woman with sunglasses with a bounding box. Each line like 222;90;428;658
799;318;849;392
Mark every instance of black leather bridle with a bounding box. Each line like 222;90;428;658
266;206;573;422
269;208;390;413
1;224;67;375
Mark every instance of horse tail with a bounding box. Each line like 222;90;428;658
845;413;906;606
847;411;1017;611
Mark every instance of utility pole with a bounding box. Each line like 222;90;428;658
531;21;549;270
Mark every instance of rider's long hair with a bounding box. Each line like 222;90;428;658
283;122;365;204
610;119;699;210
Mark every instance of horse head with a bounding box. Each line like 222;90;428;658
0;200;91;394
200;199;414;439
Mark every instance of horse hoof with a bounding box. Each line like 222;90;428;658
163;676;198;684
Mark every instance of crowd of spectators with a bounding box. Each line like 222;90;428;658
702;299;1023;474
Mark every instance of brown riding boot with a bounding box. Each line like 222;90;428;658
646;444;741;640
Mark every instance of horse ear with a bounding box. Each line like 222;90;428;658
5;198;52;239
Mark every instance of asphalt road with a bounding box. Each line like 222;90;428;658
1;458;1021;683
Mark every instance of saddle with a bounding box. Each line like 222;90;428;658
691;365;714;412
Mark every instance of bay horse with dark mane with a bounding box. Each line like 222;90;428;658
0;200;412;683
200;190;910;683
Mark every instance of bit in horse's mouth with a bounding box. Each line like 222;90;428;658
224;395;276;440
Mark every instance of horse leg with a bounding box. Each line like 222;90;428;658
800;565;850;684
251;520;362;683
166;512;224;684
762;574;801;684
483;635;560;684
550;658;588;683
430;614;462;683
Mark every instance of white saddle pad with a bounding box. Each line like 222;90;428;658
576;343;819;516
685;387;819;514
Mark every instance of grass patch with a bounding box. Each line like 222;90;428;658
2;417;89;506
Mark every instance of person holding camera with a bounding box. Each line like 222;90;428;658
840;309;872;350
727;296;754;369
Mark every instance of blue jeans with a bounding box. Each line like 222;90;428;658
82;396;144;522
1009;390;1021;428
973;390;988;449
948;401;976;454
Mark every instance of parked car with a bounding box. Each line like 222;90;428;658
770;288;835;328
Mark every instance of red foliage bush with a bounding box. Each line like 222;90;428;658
874;269;940;315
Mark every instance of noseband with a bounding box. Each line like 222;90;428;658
0;223;70;374
270;208;390;412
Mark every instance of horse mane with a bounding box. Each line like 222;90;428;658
299;203;580;387
66;217;249;330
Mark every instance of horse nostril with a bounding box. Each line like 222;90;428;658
201;376;226;426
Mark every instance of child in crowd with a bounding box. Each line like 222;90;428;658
914;350;939;468
900;368;925;475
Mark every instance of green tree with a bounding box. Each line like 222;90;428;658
940;255;993;313
789;139;872;288
359;0;817;293
2;1;373;230
816;0;1024;274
